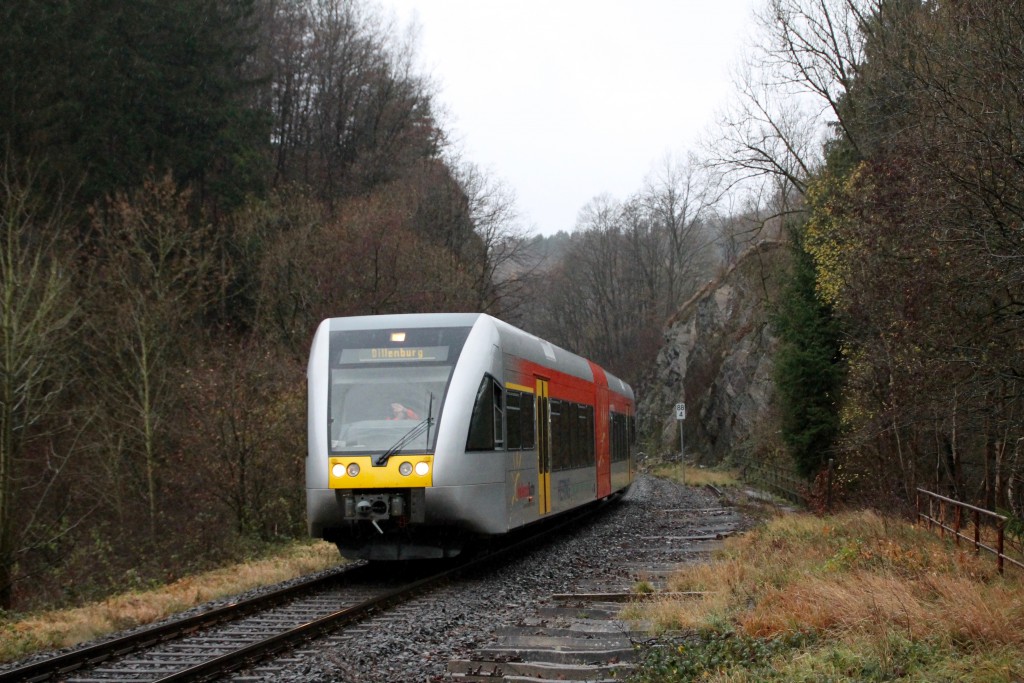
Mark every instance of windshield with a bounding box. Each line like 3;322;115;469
327;326;470;454
329;366;450;453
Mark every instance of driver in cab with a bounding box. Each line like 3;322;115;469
388;402;419;420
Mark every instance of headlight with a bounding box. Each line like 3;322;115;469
398;462;413;476
332;463;345;478
414;461;430;476
347;463;360;477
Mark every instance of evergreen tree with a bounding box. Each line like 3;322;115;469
773;225;844;478
1;0;268;214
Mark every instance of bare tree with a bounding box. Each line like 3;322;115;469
261;0;441;199
86;174;215;538
640;153;722;317
528;195;662;384
0;161;78;608
181;342;304;540
707;0;878;208
712;195;782;267
710;61;824;200
452;161;537;317
761;0;871;150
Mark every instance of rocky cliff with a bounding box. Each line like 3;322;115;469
638;240;787;464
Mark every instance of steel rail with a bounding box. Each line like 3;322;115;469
154;559;462;682
2;495;620;683
155;499;619;682
0;563;366;683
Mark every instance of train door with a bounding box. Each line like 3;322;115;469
535;377;551;515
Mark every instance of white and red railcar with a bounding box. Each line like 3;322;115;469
306;313;635;560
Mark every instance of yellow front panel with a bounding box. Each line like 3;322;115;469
328;455;434;488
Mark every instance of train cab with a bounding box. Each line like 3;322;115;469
306;313;634;560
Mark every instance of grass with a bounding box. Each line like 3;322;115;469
649;462;742;489
0;540;342;663
624;510;1024;682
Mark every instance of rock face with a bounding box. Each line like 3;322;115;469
638;241;787;464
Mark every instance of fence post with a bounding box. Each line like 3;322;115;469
918;488;1018;575
974;509;981;554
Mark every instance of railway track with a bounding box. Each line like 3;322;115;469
446;500;744;682
0;500;615;683
0;562;370;683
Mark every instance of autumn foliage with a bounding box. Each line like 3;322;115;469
728;0;1024;517
0;0;523;611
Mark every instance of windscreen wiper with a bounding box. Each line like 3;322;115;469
376;393;435;467
375;417;433;467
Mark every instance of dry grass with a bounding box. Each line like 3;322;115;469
650;462;741;488
0;541;341;663
628;510;1024;681
668;510;1023;643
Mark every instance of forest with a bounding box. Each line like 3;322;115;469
1;0;1022;611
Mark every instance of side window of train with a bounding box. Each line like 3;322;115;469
521;393;535;449
506;390;522;449
580;404;594;464
628;415;635;457
610;412;629;462
503;389;538;450
549;399;567;470
548;400;597;469
467;375;504;451
610;413;618;462
569;403;583;467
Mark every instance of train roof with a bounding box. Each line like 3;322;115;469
318;313;632;398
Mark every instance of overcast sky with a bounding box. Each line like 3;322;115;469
382;0;762;236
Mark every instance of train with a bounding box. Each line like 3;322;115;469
306;313;635;560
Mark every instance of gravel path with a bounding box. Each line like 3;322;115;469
239;474;732;683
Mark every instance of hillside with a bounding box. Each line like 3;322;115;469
638;240;787;464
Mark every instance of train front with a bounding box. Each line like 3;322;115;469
306;315;477;560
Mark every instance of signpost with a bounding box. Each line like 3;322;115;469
674;402;685;485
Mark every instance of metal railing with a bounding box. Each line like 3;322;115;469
738;456;808;506
916;488;1024;575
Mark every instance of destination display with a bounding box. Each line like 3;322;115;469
338;346;449;363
